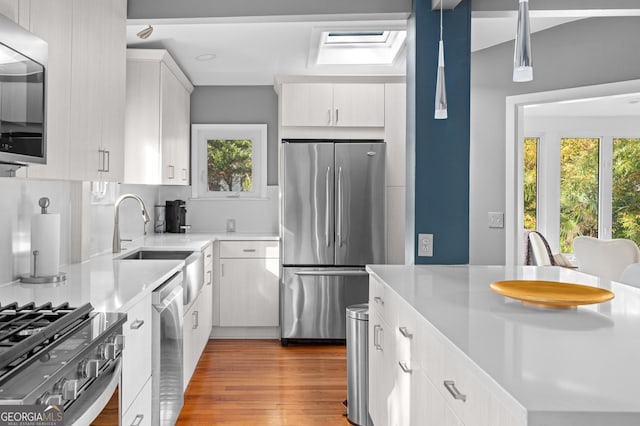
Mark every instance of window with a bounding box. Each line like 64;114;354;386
191;124;267;199
612;138;640;244
559;138;600;252
523;137;538;230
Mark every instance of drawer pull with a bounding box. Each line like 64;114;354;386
398;326;413;339
206;253;212;258
373;324;383;350
373;296;384;306
131;414;144;426
207;270;212;286
398;361;412;373
130;319;144;330
193;311;199;329
443;380;467;402
243;249;257;252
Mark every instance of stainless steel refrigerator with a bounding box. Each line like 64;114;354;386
280;139;386;344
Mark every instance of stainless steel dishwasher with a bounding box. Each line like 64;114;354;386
152;270;184;426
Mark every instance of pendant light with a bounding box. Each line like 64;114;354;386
434;0;447;119
513;0;533;82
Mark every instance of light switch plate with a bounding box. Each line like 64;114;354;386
418;233;433;257
226;218;236;232
488;212;504;228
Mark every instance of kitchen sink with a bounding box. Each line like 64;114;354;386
120;250;195;260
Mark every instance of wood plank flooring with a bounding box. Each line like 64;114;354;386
177;339;352;425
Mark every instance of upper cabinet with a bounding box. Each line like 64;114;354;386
124;49;193;185
5;0;126;181
281;83;385;128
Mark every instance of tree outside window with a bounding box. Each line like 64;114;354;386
207;139;253;193
612;138;640;245
523;137;538;230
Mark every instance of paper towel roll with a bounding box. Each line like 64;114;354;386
30;213;60;277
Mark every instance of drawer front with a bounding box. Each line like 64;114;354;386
369;276;386;316
122;294;152;412
203;242;213;266
122;376;152;426
219;240;279;258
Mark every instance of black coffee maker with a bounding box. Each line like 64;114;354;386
165;200;187;233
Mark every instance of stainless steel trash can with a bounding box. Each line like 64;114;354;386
346;303;369;426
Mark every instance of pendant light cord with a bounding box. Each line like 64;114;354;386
440;0;443;41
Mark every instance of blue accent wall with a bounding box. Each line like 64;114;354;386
411;0;471;264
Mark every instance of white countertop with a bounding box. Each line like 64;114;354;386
0;232;278;313
366;264;640;424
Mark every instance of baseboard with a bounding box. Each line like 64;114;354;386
209;326;280;339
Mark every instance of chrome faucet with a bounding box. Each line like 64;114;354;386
113;194;151;253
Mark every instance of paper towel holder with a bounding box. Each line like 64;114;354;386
20;250;67;284
20;197;67;284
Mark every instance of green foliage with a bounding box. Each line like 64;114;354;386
612;138;640;246
559;138;599;252
523;138;538;230
207;139;253;192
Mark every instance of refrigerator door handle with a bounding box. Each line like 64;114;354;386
294;270;368;277
325;166;331;247
337;167;343;247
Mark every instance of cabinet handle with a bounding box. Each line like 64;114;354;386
104;150;110;172
207;270;212;286
131;414;144;426
98;149;110;172
443;380;467;402
327;108;331;125
399;326;413;339
373;324;383;350
130;319;144;330
193;311;199;329
221;263;224;277
182;168;188;181
335;108;339;124
374;296;384;306
243;249;256;253
398;361;412;374
206;253;212;258
168;165;175;179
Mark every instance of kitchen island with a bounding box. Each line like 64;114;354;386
366;265;640;426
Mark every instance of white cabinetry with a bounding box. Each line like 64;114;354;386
368;275;524;426
125;49;193;185
183;243;213;389
281;83;385;127
121;293;153;425
218;240;279;328
3;0;126;181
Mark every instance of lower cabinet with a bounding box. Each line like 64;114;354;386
183;280;212;389
121;293;152;422
218;240;279;328
122;377;152;426
368;276;524;426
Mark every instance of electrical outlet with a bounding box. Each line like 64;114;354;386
226;218;236;233
418;233;433;257
488;212;504;229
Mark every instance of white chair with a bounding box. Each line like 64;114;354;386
620;263;640;288
572;236;640;282
528;231;554;266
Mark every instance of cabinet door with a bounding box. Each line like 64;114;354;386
368;307;394;426
219;258;279;326
23;0;72;180
412;372;464;426
122;294;152;412
183;298;197;389
124;59;161;184
281;83;333;126
333;84;385;127
160;63;187;185
98;0;126;182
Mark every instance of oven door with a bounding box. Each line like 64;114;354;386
66;359;121;425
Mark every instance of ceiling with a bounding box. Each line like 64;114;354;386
125;16;582;86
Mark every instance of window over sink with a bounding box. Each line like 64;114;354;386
191;124;267;199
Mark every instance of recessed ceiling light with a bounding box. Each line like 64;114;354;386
196;54;217;61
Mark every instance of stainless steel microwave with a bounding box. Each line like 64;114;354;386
0;13;47;168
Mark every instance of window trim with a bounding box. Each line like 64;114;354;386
191;124;268;200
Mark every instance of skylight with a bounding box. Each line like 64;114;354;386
315;29;406;66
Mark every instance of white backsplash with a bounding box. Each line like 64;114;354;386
0;180;278;285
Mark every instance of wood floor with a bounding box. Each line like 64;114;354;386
177;339;352;425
